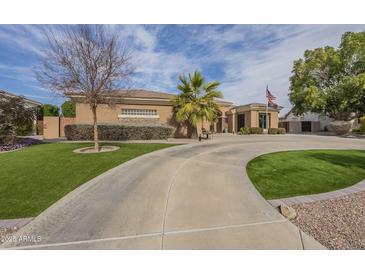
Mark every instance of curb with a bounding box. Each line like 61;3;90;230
268;180;365;207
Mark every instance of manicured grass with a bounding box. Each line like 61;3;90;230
246;150;365;200
0;142;177;219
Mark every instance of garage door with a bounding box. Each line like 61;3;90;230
301;121;312;132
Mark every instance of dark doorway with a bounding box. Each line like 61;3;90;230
237;114;245;132
217;117;222;133
301;121;312;132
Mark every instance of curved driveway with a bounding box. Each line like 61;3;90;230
3;135;365;249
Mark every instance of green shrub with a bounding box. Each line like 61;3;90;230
239;127;250;135
268;128;278;134
278;128;286;134
61;101;75;117
360;116;365;133
0;93;36;143
268;128;286;134
43;104;59;117
64;124;175;141
16;120;34;136
249;127;263;134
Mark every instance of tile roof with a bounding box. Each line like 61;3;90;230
66;89;233;105
0;89;43;106
66;89;175;100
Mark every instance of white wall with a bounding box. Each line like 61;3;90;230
283;112;333;131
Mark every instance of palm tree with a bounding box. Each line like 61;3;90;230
172;70;223;138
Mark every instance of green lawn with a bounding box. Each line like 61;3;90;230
246;150;365;200
0;142;177;219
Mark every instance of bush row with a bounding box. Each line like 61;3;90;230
239;127;264;135
352;117;365;135
239;127;286;135
360;116;365;133
268;128;286;134
64;124;175;141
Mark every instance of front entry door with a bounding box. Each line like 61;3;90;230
237;114;245;132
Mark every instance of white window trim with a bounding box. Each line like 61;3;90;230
118;114;160;118
118;108;159;118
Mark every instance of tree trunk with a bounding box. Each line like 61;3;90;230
91;104;99;151
190;125;198;139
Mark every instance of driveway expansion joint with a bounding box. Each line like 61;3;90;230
3;135;363;249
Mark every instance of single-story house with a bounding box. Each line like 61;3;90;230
279;110;333;133
0;89;43;135
66;89;282;137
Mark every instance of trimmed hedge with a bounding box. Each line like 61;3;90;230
360;116;365;133
249;127;263;134
268;128;286;134
64;124;175;141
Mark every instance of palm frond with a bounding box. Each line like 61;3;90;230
204;81;221;92
173;70;224;128
203;90;223;101
189;70;204;92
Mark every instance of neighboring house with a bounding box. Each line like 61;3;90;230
66;89;283;137
0;89;43;135
280;110;333;133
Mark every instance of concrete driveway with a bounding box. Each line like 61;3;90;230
2;134;365;249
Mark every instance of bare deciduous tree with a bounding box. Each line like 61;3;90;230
37;25;134;151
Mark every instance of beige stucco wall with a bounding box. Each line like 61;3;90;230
227;110;280;132
270;111;279;128
60;117;76;137
227;113;233;132
43;116;59;139
75;102;191;137
250;111;259;127
75;103;175;125
249;110;278;128
75;102;231;137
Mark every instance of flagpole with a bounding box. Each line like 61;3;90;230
266;85;268;130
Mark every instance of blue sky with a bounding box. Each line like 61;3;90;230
0;24;364;114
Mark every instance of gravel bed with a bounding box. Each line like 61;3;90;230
291;191;365;249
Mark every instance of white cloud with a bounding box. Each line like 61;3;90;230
0;25;47;56
1;24;365;110
215;25;365;114
111;24;365;114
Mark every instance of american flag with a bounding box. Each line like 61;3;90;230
266;86;277;108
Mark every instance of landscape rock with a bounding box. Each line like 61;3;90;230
279;203;297;220
291;191;365;250
328;121;352;135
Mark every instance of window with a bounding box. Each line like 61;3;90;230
259;113;271;128
120;109;158;117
